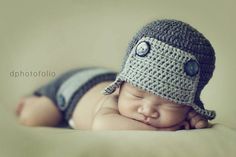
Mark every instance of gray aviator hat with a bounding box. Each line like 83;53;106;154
103;19;216;120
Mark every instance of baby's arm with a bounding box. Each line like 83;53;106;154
92;105;159;130
92;95;157;130
92;107;189;131
92;96;187;131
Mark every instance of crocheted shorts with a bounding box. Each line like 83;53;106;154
33;67;116;121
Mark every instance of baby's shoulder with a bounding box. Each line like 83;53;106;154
94;94;119;114
101;94;119;109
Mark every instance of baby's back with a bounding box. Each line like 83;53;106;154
70;81;114;129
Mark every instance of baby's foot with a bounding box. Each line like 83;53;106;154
15;96;39;117
15;96;62;127
15;98;26;117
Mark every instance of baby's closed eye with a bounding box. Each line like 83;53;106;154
128;92;143;99
162;103;185;110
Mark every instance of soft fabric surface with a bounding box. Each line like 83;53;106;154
1;105;236;157
1;1;236;157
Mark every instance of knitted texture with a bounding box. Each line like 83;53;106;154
103;19;216;120
121;36;200;104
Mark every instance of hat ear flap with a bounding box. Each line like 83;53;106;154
102;79;123;95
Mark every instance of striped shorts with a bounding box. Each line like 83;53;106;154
34;67;117;121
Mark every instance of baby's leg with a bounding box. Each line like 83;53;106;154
15;69;83;127
16;96;62;127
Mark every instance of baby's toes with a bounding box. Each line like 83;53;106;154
15;98;26;116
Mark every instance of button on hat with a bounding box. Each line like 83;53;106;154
135;41;150;57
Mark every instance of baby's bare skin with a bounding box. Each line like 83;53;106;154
16;81;208;130
69;81;114;129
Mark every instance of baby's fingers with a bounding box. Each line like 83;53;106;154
195;120;208;129
189;113;208;129
187;111;198;121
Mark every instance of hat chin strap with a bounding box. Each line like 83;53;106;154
189;103;216;120
102;78;123;95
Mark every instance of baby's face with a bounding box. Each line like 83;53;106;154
117;83;190;129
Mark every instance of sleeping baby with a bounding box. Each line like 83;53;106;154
15;19;216;131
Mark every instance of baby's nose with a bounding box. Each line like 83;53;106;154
138;105;158;118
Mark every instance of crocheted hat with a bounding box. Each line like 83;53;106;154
103;19;216;120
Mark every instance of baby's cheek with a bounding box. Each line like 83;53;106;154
160;110;186;124
118;102;131;114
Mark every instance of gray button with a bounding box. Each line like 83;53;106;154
184;59;199;77
135;41;150;57
57;94;66;110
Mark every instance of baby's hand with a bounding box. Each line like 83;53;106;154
187;110;209;129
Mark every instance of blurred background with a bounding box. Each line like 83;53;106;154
0;0;235;128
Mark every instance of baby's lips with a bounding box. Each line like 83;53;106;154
137;116;155;126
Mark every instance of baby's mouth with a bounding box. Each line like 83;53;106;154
136;116;154;126
143;117;151;124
